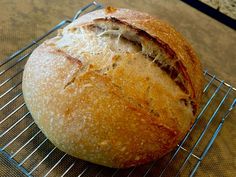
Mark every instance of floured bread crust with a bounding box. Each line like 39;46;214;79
22;7;204;168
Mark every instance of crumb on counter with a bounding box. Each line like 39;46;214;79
105;6;117;14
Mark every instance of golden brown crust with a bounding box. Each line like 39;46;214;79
22;7;204;168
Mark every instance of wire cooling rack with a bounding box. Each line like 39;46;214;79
0;1;235;177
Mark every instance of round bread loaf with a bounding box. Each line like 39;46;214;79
22;7;204;168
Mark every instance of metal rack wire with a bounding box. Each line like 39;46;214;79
0;1;235;177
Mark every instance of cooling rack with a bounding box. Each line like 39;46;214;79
0;1;235;177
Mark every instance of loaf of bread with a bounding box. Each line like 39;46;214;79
22;7;204;168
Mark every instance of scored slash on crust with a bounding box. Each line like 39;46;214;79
90;17;197;115
92;17;195;97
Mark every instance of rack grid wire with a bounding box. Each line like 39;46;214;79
0;1;235;177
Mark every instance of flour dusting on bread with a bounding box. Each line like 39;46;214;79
22;7;203;168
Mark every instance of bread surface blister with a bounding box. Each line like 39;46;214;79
22;7;204;168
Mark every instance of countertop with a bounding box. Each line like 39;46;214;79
0;0;235;177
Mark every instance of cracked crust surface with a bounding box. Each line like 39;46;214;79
22;7;204;168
